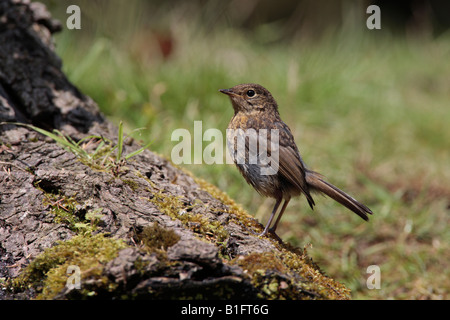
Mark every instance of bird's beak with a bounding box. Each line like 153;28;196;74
219;88;236;96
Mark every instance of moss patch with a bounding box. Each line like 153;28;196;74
193;177;263;233
12;233;126;299
235;252;287;275
41;193;104;235
233;249;350;300
148;190;229;243
278;245;351;300
42;193;80;227
135;223;180;252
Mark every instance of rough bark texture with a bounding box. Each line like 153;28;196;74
0;0;350;300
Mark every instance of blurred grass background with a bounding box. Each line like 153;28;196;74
41;0;449;299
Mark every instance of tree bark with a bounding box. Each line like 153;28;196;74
0;0;350;300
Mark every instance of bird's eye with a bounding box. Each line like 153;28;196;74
246;90;256;97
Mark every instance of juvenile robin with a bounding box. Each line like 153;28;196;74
220;83;372;237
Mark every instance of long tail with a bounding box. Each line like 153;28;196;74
305;171;373;221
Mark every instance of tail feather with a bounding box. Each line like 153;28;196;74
305;171;373;221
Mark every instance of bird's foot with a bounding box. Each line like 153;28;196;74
258;228;283;244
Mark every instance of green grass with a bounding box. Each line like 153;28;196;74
44;2;450;299
9;122;153;175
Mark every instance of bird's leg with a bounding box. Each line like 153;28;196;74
259;197;282;236
269;197;291;235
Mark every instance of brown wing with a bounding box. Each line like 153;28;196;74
275;121;315;209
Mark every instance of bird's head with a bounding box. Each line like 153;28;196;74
219;83;278;114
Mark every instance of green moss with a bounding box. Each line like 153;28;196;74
121;178;139;191
43;194;80;228
276;245;351;299
148;190;229;243
13;233;126;299
136;167;233;246
231;249;350;300
193;177;263;233
135;223;180;252
234;252;287;275
233;252;291;299
42;194;102;235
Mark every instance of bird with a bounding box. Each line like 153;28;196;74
219;83;373;238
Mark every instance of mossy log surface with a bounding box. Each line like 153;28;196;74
0;0;350;300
